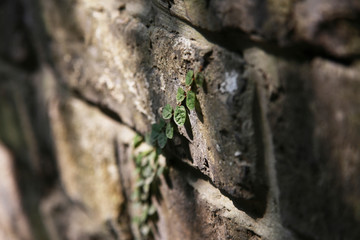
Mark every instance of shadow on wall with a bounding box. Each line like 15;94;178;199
271;60;360;240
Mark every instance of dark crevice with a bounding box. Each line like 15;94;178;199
71;89;138;134
201;50;213;70
118;3;126;12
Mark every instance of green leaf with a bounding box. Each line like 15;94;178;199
150;123;161;143
162;104;173;119
195;72;204;87
158;118;166;128
157;166;165;177
144;132;151;145
176;87;185;103
174;106;186;126
133;134;144;148
132;216;140;224
186;90;196;110
185;70;194;86
152;150;159;165
165;122;174;139
135;153;143;165
155;147;162;157
157;132;167;149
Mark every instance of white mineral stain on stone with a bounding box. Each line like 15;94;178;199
216;144;221;152
220;70;238;94
126;80;137;95
173;37;195;61
234;151;242;157
98;73;114;90
160;74;166;91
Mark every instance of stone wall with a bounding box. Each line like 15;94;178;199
0;0;360;239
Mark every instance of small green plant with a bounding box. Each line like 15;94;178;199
131;68;204;239
150;69;204;149
173;69;203;126
132;134;166;240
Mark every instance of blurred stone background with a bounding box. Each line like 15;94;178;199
0;0;360;239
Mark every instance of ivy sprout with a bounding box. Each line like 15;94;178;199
162;104;173;119
165;122;174;139
185;70;194;86
133;134;144;148
151;69;205;147
186;90;195;110
173;106;186;126
132;137;166;240
131;67;205;239
157;132;167;149
150;119;168;149
176;87;186;103
195;72;204;87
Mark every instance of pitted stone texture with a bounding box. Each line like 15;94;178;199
40;0;268;213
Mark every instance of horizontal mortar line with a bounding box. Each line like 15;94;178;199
70;88;140;135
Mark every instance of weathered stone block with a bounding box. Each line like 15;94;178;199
40;0;268;215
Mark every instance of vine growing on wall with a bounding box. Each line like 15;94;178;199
151;69;204;149
131;134;165;239
131;68;204;239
